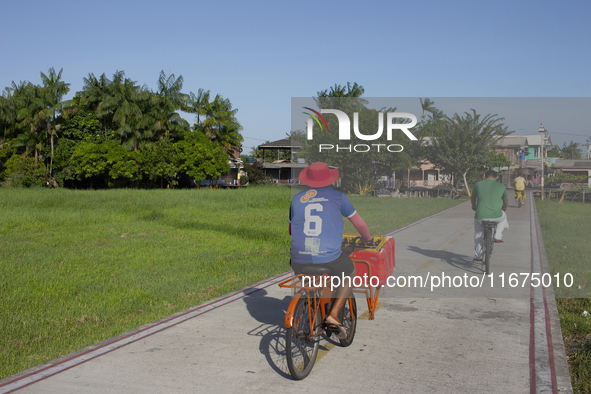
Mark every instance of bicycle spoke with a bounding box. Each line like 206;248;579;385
286;297;320;379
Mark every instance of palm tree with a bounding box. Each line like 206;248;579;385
97;71;146;151
124;86;155;151
152;70;189;140
419;98;443;137
186;88;211;126
79;73;112;139
419;98;436;121
40;67;70;176
12;82;47;165
0;88;18;140
561;141;582;159
202;94;243;152
317;82;365;97
315;82;368;111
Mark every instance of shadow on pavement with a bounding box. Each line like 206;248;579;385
243;289;293;379
407;246;483;274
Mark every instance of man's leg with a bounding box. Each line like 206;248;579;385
326;267;356;326
494;212;508;240
474;218;484;259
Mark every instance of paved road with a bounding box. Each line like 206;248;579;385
1;193;572;393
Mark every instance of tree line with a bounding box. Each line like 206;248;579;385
1;72;521;192
0;68;243;188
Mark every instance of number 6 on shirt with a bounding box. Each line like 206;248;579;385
304;203;323;236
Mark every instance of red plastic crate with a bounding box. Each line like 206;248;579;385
341;234;395;287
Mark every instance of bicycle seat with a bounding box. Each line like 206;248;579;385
481;220;497;227
300;265;332;276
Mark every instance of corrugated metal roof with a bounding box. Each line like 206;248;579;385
258;139;303;149
554;159;591;169
494;136;528;147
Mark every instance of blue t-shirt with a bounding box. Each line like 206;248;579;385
290;188;356;264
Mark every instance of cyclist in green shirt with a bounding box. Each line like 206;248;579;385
471;170;509;261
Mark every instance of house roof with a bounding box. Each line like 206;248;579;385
553;159;591;169
494;136;528;148
258;139;303;149
523;159;545;169
522;134;553;147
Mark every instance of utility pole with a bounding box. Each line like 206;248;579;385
584;139;591;160
538;119;548;200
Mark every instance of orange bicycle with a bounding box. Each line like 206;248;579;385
279;235;392;379
279;268;358;379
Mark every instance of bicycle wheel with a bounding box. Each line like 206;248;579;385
484;227;492;274
518;195;522;208
338;296;357;347
286;296;320;380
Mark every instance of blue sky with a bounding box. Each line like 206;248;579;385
1;0;589;153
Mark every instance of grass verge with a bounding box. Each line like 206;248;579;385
0;187;465;379
537;199;591;392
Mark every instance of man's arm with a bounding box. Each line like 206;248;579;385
349;212;372;242
502;198;508;211
471;193;477;211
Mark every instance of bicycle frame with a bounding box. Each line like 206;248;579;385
281;275;342;333
280;242;387;379
280;260;381;330
482;221;496;274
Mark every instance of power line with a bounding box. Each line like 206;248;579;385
550;132;591;137
242;136;269;142
517;129;590;137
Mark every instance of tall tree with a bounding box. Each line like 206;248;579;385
317;82;365;98
417;98;444;138
153;70;189;140
186;88;211;126
201;94;243;155
0;88;18;140
79;73;112;139
97;71;146;151
546;144;561;158
561;140;582;159
12;82;47;165
419;98;436;121
39;67;70;176
424;110;512;196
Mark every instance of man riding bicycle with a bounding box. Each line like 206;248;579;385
290;162;372;339
513;174;526;206
471;170;508;261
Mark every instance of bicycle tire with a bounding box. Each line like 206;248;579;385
338;296;357;347
484;227;492;274
286;296;320;380
518;197;522;208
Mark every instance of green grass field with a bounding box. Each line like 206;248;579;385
536;199;591;392
0;186;465;379
536;199;591;299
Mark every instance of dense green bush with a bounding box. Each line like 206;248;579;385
2;155;47;187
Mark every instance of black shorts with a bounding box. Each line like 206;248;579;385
290;252;355;278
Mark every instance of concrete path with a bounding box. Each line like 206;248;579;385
0;193;572;393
